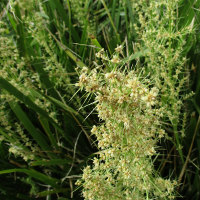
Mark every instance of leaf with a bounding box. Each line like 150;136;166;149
30;159;71;166
0;168;59;188
38;117;59;149
0;77;58;126
9;102;51;153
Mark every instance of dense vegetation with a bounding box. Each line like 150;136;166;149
0;0;200;199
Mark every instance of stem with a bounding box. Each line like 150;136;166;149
101;0;121;43
178;115;200;184
173;123;184;164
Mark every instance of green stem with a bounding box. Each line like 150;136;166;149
173;123;184;163
101;0;121;43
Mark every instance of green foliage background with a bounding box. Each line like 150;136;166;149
0;0;200;199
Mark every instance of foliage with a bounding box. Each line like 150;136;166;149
0;0;200;199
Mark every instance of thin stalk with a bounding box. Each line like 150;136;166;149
173;124;184;163
178;115;200;184
66;0;72;47
100;0;121;43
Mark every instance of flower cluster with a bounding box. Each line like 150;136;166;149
130;0;194;131
76;66;176;199
0;21;54;160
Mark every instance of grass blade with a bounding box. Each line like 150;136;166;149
30;159;71;167
9;102;51;152
0;168;59;188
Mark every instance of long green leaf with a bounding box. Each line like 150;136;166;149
9;102;51;152
30;159;71;167
46;0;80;41
0;77;72;145
101;0;121;43
38;117;59;149
0;77;57;126
0;168;59;188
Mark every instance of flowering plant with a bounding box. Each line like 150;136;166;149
76;63;176;199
